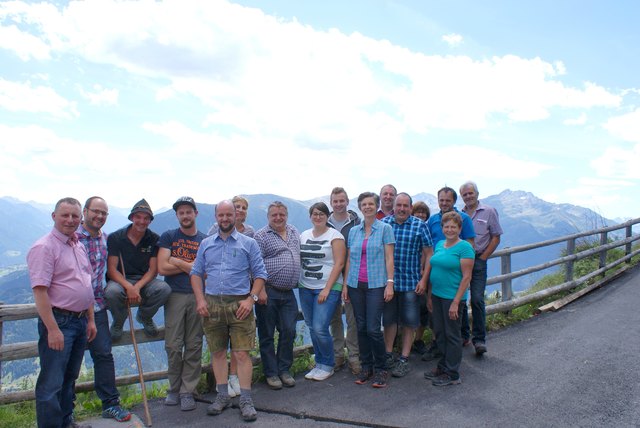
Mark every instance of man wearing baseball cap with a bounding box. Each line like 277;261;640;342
157;197;207;411
105;198;171;341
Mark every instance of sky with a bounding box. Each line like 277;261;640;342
1;0;639;219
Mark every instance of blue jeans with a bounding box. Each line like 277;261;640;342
36;312;87;428
348;286;386;373
105;277;171;326
299;287;341;371
382;290;420;328
461;258;488;344
255;287;299;377
88;309;120;410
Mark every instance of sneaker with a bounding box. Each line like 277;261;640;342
180;393;196;411
266;376;282;390
305;368;319;380
391;358;410;378
384;353;396;370
421;344;443;362
371;370;389;388
239;397;257;422
279;372;296;387
102;404;131;422
312;368;334;381
411;340;427;355
354;369;373;385
109;322;123;341
431;373;461;386
206;394;231;415
474;342;487;356
348;359;362;375
423;367;445;381
135;312;158;337
164;392;179;406
228;374;241;397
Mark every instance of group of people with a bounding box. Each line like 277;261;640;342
27;181;502;426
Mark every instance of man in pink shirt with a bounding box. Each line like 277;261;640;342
28;197;97;428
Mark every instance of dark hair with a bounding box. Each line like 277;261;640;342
84;196;105;210
55;197;81;211
309;202;330;217
441;211;462;228
412;201;430;219
396;192;413;206
437;186;457;203
380;184;397;196
357;192;380;209
330;187;349;201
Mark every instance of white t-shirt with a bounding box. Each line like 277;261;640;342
299;228;344;290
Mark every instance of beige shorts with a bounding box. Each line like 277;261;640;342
202;294;256;353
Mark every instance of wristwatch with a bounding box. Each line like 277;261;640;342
250;293;259;302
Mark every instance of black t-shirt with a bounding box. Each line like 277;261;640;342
107;225;159;280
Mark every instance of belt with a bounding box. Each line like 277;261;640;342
52;307;88;318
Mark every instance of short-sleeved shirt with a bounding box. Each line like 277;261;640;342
429;240;475;301
76;224;108;311
158;228;207;293
382;215;433;292
347;220;395;289
254;224;301;290
191;229;267;296
107;225;159;280
463;202;503;255
427;208;476;245
27;228;94;312
299;228;344;290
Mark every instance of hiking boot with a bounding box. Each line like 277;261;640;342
239;397;258;422
431;373;461;387
411;340;427;355
180;393;196;411
384;353;396;370
206;394;231;415
228;374;241;397
135;312;158;337
421;343;442;362
474;342;487;356
164;392;179;406
266;376;282;390
101;404;131;422
423;367;445;381
312;368;334;381
372;370;389;388
348;359;362;375
391;358;410;378
110;322;124;341
354;369;373;385
279;372;296;387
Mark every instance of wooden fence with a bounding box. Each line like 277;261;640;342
1;218;639;405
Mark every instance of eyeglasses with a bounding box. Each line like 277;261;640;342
88;208;109;216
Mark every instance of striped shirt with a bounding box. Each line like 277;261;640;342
382;215;433;292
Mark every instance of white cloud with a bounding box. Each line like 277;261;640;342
0;24;50;60
603;108;640;143
0;78;78;118
564;113;587;126
78;84;119;106
442;33;463;47
591;143;640;180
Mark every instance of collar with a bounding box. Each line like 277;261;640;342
52;227;78;246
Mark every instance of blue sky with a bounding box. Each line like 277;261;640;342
1;0;639;219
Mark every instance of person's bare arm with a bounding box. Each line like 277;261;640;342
132;256;159;290
384;243;395;302
416;246;433;295
107;255;139;303
480;235;501;260
449;258;474;320
157;247;182;276
33;286;63;351
318;239;346;303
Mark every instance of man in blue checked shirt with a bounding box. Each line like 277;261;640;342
381;192;433;378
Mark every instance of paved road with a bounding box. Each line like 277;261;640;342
90;266;640;427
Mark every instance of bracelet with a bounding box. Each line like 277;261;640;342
386;279;394;283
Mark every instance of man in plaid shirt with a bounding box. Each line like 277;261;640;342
381;192;433;378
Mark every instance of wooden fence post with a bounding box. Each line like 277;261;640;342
626;225;633;264
565;238;576;282
500;254;513;301
599;232;608;277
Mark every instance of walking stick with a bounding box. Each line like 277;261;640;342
120;255;153;426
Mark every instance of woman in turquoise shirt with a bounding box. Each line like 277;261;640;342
425;211;474;386
342;192;395;388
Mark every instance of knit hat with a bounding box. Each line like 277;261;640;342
172;196;197;211
128;198;154;221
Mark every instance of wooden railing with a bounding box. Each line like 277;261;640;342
1;218;639;405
